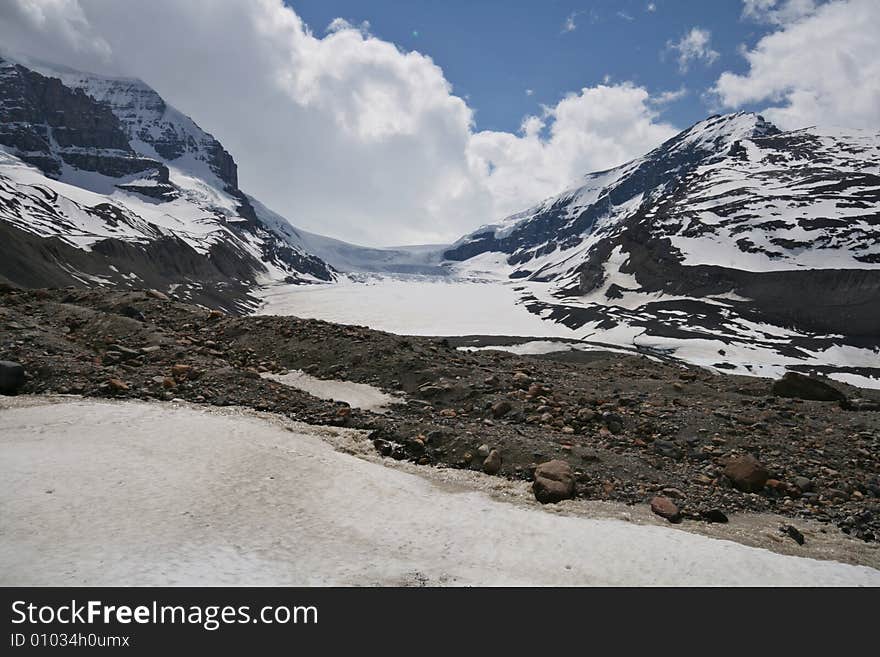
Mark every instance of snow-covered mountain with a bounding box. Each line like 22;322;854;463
445;113;880;381
0;56;334;312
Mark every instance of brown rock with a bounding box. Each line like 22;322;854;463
491;400;512;418
171;364;193;380
107;378;129;392
724;454;770;493
532;460;575;504
527;383;546;397
208;309;224;320
482;449;502;475
650;496;681;523
145;289;169;301
766;479;801;498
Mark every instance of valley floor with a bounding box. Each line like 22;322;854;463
2;395;879;586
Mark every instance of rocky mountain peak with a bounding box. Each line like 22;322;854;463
0;57;162;180
668;111;780;152
36;64;240;193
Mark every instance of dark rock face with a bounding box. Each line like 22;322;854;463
0;221;260;313
532;459;575;504
0;360;25;395
59;73;241;192
772;372;847;402
0;58;162;179
724;455;771;493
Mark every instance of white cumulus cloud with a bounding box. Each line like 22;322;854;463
716;0;880;129
668;27;720;73
468;84;677;218
741;0;818;24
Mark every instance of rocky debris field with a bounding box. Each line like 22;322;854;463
2;285;879;545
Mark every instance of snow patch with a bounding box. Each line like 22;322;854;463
2;397;879;586
261;371;401;412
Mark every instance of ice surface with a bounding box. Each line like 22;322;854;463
2;397;878;586
256;270;880;387
257;275;581;338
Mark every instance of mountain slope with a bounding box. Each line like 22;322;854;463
0;56;334;312
446;113;880;380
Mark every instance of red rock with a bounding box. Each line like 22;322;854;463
724;454;770;493
650;496;681;523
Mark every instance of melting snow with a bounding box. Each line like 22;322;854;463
262;370;401;412
2;397;879;586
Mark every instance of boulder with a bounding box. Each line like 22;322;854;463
771;372;845;402
700;509;729;523
107;378;129;392
724;454;770;493
793;476;814;493
482;449;502;475
171;364;193;380
653;439;682;459
532;460;575;504
146;289;170;301
650;496;681;523
491;400;512;418
0;361;25;395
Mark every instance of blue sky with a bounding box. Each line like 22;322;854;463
290;0;772;133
